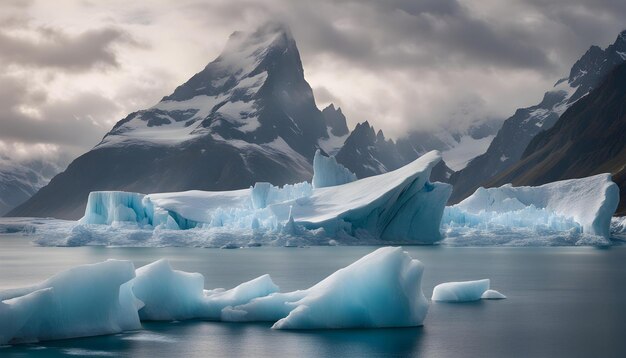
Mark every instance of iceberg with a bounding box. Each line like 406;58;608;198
431;279;490;302
0;260;142;345
66;151;450;247
132;259;279;321
222;247;429;329
443;174;619;245
0;247;430;344
311;149;357;188
481;289;506;299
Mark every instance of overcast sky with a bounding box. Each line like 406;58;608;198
1;0;625;164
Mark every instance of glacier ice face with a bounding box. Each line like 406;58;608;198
80;191;149;226
222;247;429;329
0;260;142;345
132;259;279;321
312;149;357;188
69;151;450;247
442;174;619;245
431;279;490;302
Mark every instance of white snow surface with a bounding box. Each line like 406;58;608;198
317;130;349;156
442;174;619;245
222;247;429;329
431;279;490;302
66;151;451;247
441;135;495;171
311;150;357;188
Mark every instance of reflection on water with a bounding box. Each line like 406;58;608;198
1;235;626;357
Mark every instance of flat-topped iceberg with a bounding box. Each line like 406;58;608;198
442;174;619;245
223;247;429;329
71;151;450;247
0;247;430;344
431;279;491;302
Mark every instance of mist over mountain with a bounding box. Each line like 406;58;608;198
448;30;626;203
489;60;626;215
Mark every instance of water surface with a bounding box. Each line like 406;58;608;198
1;235;625;357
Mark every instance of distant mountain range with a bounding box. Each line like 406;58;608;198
5;25;626;219
0;157;67;216
489;60;626;215
449;30;626;203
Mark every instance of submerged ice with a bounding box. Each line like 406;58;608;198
0;247;429;344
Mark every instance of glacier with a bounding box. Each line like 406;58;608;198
0;247;429;344
431;279;491;302
54;150;451;247
222;247;429;329
442;174;619;246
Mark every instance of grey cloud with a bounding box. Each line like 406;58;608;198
0;26;140;71
2;0;626;158
0;75;121;156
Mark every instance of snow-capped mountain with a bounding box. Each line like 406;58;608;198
318;104;350;156
335;121;453;182
9;23;331;219
0;158;66;216
396;120;500;172
448;29;626;203
335;121;405;178
489;61;626;215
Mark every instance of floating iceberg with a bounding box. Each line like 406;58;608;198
0;260;142;345
481;289;506;300
68;151;450;247
133;259;278;321
431;279;490;302
442;174;619;245
311;149;357;188
222;247;429;329
0;247;430;344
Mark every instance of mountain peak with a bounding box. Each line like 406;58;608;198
321;103;349;136
222;22;293;58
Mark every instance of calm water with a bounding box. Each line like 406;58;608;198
1;235;625;357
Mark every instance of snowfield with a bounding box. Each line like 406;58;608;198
0;247;429;344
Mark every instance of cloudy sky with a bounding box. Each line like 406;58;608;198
1;0;625;165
